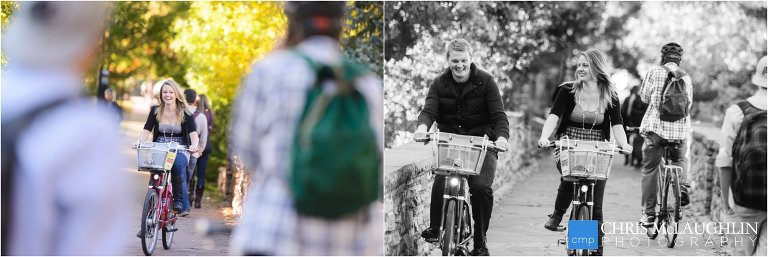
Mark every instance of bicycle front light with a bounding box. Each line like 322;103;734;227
450;177;460;187
153;174;160;180
581;185;589;193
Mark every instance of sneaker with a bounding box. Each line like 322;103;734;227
680;185;690;206
421;227;439;242
173;202;183;214
136;231;142;238
180;209;190;217
544;213;563;231
640;213;655;227
471;246;489;256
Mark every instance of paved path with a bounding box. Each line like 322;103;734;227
118;97;235;256
484;152;721;256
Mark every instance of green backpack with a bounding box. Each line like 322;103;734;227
290;50;381;219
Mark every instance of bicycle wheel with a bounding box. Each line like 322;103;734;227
162;211;176;249
442;201;457;256
140;189;160;256
662;169;681;248
574;205;591;256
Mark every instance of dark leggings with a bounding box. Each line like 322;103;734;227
195;150;210;189
553;161;606;249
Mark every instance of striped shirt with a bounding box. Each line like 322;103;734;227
639;63;693;140
229;36;383;255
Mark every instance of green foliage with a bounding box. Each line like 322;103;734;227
1;1;18;66
342;1;384;77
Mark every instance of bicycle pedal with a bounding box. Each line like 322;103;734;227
425;237;439;243
557;239;567;245
166;228;178;232
556;226;566;232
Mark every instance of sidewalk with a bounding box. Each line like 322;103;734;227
119;96;235;255
484;152;720;255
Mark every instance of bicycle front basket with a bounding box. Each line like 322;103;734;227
136;142;175;170
560;141;615;180
433;132;488;176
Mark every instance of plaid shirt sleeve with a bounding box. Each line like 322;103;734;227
716;105;745;168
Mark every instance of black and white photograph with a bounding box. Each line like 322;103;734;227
383;1;767;256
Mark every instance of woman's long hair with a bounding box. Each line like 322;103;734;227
155;79;191;125
570;49;618;112
198;94;214;119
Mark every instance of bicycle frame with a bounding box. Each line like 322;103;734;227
148;169;176;231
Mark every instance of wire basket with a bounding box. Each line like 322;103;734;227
431;132;489;176
136;142;180;171
559;139;616;180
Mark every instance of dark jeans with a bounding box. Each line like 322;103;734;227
429;152;497;248
195;150;210;189
171;153;190;211
641;132;688;215
553;160;606;249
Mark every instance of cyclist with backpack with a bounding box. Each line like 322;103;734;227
414;38;511;256
1;2;130;255
717;55;767;256
638;42;694;227
229;2;383;255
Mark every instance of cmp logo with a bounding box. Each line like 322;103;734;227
568;220;598;250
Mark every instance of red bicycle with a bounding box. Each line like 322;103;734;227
134;142;187;256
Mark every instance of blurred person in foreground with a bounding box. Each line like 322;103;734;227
0;2;130;255
414;38;510;256
229;1;383;255
718;55;767;256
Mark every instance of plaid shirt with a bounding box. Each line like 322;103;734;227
229;36;383;255
639;63;693;140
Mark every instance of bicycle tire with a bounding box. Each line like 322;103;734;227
141;189;160;256
663;169;681;248
575;205;591;256
442;201;457;256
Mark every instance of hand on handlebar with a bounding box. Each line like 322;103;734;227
413;124;430;143
617;144;633;155
494;137;509;152
537;138;551;148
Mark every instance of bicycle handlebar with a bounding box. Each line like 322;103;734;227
413;132;507;152
540;140;631;155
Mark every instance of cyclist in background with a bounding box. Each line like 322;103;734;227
638;43;694;227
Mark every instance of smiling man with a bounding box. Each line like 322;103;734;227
414;38;510;256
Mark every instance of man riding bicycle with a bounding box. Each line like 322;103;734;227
638;42;694;227
414;38;509;256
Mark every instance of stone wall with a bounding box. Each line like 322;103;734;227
383;113;540;256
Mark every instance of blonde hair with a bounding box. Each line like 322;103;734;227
445;38;472;59
155;79;191;125
571;49;617;112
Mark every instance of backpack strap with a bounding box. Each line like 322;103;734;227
736;100;759;116
1;98;72;254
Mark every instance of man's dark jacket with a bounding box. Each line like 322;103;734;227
417;63;510;141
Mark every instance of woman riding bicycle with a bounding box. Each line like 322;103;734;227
139;79;200;217
537;49;631;256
